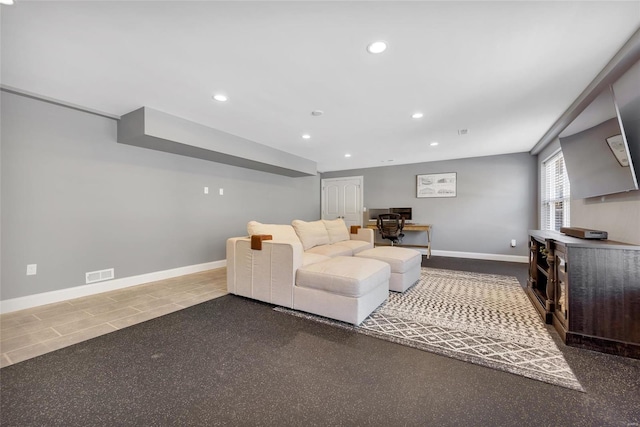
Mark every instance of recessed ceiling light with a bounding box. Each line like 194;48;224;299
0;0;14;5
302;134;311;140
411;112;424;119
430;142;439;146
212;94;228;102
345;153;352;158
366;41;387;54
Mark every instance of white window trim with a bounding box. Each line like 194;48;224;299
541;149;571;231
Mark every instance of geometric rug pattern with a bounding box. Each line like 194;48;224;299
276;268;584;391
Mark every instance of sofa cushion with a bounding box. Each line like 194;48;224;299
356;247;422;273
355;247;422;292
322;219;350;244
247;221;299;242
333;239;372;255
302;253;332;266
291;220;330;250
305;244;353;257
296;256;390;298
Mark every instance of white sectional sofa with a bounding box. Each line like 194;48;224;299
226;219;390;324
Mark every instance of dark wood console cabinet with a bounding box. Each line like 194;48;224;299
526;230;640;359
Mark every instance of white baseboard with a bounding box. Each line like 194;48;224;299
428;249;529;264
0;260;226;314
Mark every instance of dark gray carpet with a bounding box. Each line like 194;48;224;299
1;257;639;426
276;267;584;391
424;256;529;286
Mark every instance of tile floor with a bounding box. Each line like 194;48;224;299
0;268;227;368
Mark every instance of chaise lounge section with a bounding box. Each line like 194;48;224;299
226;219;390;324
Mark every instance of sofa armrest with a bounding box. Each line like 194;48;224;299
350;227;374;245
226;237;304;308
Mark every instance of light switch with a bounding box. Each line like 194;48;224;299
26;264;37;275
204;187;209;194
219;188;224;196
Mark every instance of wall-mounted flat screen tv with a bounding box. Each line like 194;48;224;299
559;60;639;199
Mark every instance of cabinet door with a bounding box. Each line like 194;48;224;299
526;236;554;324
554;245;568;327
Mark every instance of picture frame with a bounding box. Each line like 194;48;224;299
417;172;457;198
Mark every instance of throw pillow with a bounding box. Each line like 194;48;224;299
322;219;350;244
291;219;330;250
247;221;299;242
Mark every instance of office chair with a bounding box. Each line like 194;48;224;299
376;213;405;246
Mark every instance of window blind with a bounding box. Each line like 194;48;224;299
541;151;570;231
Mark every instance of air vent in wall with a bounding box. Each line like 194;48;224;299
86;268;115;284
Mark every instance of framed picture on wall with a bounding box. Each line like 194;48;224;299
417;172;457;198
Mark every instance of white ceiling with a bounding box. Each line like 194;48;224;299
2;1;639;172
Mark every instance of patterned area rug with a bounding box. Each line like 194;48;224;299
275;268;584;391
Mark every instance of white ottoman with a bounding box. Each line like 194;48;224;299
355;247;422;292
294;256;390;325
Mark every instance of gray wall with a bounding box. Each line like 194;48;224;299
538;140;640;244
1;92;320;300
322;153;537;256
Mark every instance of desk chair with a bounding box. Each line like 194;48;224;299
376;213;405;246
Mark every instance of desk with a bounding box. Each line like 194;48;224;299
365;223;432;258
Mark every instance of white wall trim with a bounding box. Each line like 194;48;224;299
429;249;528;263
0;260;226;314
0;250;526;314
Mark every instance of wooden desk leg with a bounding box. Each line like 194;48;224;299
426;228;431;259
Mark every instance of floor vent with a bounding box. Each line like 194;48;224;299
86;268;115;284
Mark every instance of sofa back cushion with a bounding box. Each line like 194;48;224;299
291;220;330;250
322;219;350;244
247;221;299;242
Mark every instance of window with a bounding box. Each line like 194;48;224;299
541;150;570;231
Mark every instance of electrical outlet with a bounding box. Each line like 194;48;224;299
26;264;37;275
510;239;517;247
204;186;209;194
219;188;224;196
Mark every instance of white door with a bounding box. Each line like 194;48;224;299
321;176;363;228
